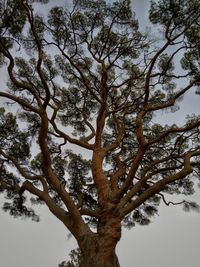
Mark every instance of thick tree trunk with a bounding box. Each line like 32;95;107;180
78;217;121;267
83;249;120;267
80;237;120;267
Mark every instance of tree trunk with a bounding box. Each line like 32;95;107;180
83;249;120;267
78;217;121;267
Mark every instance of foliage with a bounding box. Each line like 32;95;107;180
59;248;83;267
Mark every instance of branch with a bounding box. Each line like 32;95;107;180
50;107;94;150
22;1;50;109
79;208;99;218
57;46;102;103
114;146;145;200
119;150;200;217
19;181;74;230
0;91;39;113
0;148;41;181
158;192;186;206
110;151;126;191
104;114;125;152
0;40;42;109
146;120;200;147
37;109;89;228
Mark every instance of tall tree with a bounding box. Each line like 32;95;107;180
0;0;200;266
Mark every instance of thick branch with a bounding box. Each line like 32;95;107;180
119;150;200;217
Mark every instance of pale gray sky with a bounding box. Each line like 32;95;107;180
0;1;200;267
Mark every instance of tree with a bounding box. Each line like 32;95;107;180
0;0;200;266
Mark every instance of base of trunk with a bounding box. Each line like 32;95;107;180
83;252;120;267
81;237;121;267
79;216;121;267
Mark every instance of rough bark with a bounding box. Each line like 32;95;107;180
83;250;120;267
78;217;121;267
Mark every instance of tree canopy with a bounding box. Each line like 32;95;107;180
0;0;200;266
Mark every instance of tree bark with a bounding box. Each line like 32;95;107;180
78;217;121;267
83;250;120;267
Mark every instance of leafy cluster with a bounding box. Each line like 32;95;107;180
59;248;83;267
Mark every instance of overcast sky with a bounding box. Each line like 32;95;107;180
0;1;200;267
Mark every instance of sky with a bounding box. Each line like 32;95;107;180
0;1;200;267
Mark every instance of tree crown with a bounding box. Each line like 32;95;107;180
0;0;200;233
